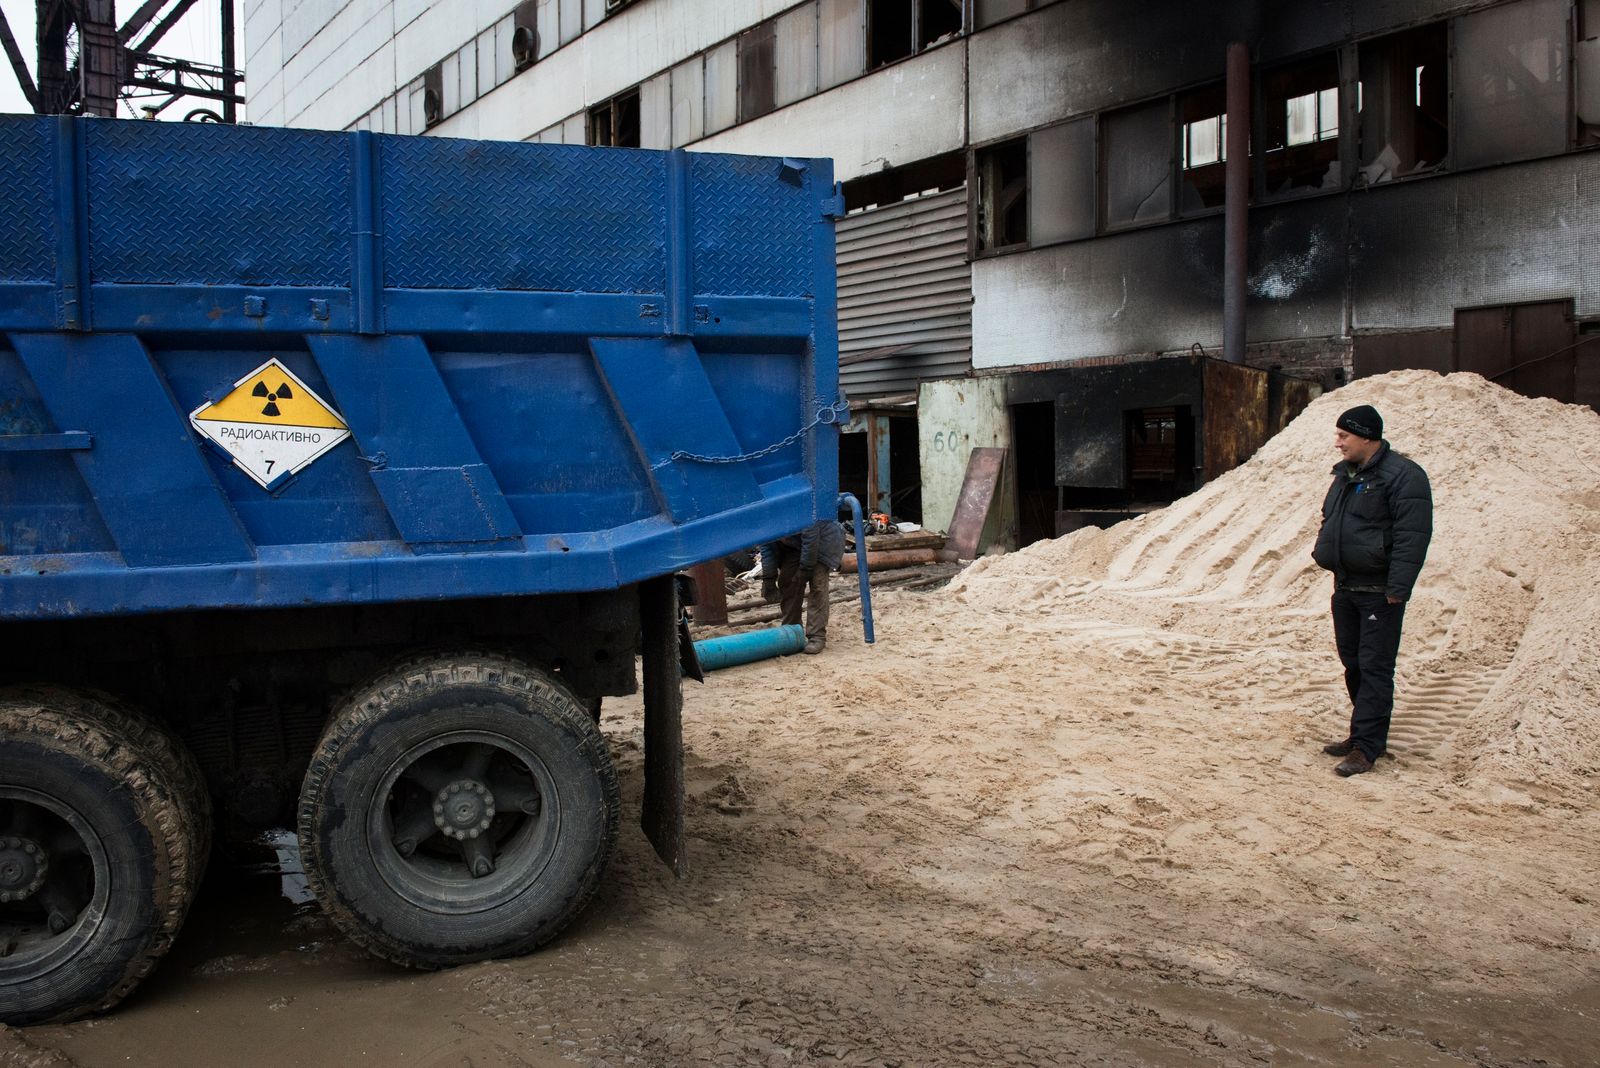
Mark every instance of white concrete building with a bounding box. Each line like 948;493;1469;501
243;0;1600;546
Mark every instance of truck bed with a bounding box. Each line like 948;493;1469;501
0;116;840;619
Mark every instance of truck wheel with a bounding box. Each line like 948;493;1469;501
298;653;620;968
0;688;209;1025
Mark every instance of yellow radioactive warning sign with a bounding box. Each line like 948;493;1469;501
189;358;351;491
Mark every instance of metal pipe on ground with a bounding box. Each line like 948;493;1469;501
692;625;806;672
840;548;940;573
1224;40;1250;365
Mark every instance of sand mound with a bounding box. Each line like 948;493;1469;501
949;370;1600;790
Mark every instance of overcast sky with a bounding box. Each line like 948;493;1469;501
1;0;233;119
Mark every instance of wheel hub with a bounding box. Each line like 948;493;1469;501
432;780;495;840
0;835;48;903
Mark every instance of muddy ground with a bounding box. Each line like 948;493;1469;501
5;581;1596;1068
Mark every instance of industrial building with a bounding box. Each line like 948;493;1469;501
240;0;1600;546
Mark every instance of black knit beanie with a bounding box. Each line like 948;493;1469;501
1336;404;1383;441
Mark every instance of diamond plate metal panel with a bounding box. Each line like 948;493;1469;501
0;119;56;283
691;153;814;298
382;137;668;293
86;121;351;286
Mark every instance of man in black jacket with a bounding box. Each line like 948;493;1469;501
1311;404;1433;776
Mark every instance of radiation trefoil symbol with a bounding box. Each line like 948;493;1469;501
189;358;351;491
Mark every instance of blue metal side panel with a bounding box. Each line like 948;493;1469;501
430;348;657;536
696;345;810;489
381;136;668;294
307;334;521;550
11;333;254;567
0;119;54;283
589;338;763;523
690;153;816;298
85;122;351;287
0;342;117;556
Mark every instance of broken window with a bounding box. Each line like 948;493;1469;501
1101;99;1173;229
869;0;962;69
1583;0;1600;145
1260;52;1343;200
1178;83;1227;213
975;137;1027;251
738;21;777;121
919;0;963;48
820;0;867;90
1454;0;1569;168
587;87;640;147
870;1;915;67
1358;23;1448;184
1029;117;1096;244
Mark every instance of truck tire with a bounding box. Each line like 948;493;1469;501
0;687;209;1025
298;652;620;968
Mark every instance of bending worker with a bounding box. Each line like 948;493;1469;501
1311;404;1433;777
760;519;844;655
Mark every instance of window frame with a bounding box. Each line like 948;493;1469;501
586;85;642;147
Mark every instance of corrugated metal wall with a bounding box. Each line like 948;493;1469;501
836;186;972;401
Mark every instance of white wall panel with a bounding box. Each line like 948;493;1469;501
641;72;672;149
917;377;1011;545
243;0;284;63
282;0;350;56
818;0;865;90
695;45;966;183
703;39;739;135
537;0;559;59
442;51;461;114
477;23;498;95
247;26;284;86
774;3;819;108
560;0;582;46
494;14;517;84
670;57;705;146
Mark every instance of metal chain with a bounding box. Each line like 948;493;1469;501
652;398;849;469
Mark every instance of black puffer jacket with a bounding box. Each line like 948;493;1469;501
1311;442;1433;600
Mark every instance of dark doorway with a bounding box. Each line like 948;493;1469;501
839;430;869;515
887;413;922;523
1012;402;1056;547
1126;405;1196;505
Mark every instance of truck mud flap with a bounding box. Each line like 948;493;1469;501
639;575;686;876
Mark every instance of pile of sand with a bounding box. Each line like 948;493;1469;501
950;370;1600;790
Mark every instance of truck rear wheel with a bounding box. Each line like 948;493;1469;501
297;652;620;968
0;688;209;1025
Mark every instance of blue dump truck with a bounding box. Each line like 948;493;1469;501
0;116;841;1023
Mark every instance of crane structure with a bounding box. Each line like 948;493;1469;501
0;0;242;122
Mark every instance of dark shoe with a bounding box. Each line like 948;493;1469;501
803;638;825;655
1335;750;1374;777
1322;739;1356;757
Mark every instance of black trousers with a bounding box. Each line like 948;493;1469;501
1331;590;1407;761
